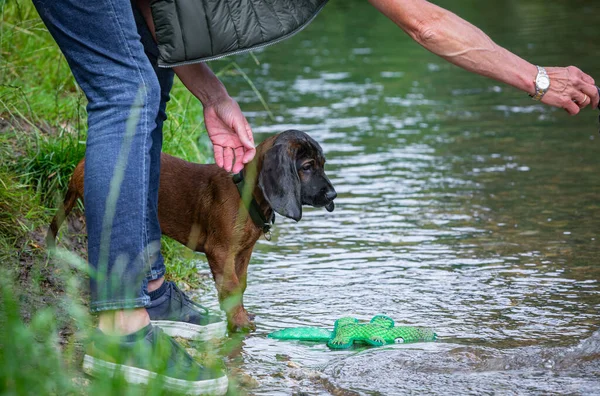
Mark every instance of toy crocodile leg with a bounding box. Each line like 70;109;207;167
268;327;332;342
366;336;386;346
327;335;354;349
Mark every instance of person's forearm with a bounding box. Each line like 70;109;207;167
173;63;229;106
136;0;228;105
368;0;537;94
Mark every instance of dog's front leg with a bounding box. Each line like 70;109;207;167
207;251;254;333
234;248;254;321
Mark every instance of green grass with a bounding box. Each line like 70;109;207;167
20;127;87;207
0;170;41;245
0;168;85;394
0;0;271;393
0;278;78;395
0;1;84;125
0;0;211;278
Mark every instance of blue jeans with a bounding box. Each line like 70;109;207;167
33;0;174;311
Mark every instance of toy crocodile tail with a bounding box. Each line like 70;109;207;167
267;327;332;341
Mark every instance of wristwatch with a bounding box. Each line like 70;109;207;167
531;66;550;101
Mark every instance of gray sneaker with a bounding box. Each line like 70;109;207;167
146;281;227;340
82;324;228;394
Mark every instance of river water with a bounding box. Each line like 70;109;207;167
198;0;600;394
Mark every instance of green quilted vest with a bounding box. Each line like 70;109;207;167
150;0;328;67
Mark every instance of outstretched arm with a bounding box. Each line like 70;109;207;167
136;0;255;173
174;63;255;173
368;0;599;114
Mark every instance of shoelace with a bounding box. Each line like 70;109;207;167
167;281;210;315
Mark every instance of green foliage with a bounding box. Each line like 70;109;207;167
0;0;85;128
0;278;78;394
0;171;41;243
0;0;209;201
1;1;272;393
0;267;228;395
162;88;212;163
162;236;211;291
19;128;87;207
0;0;273;200
0;0;87;206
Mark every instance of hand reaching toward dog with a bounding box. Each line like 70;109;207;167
203;95;256;173
171;61;256;173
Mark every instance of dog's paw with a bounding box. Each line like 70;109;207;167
228;308;256;333
229;321;256;334
228;317;256;333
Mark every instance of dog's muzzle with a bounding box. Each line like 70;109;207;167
325;189;336;212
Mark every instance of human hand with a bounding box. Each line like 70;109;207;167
542;66;599;115
203;96;255;173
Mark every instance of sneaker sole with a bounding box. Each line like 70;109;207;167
151;320;227;341
83;354;228;395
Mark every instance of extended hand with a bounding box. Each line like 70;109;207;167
543;66;599;115
204;96;256;173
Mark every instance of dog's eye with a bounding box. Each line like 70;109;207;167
301;162;313;171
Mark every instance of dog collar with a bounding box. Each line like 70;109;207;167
232;171;275;239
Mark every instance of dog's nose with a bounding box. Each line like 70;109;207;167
326;190;337;201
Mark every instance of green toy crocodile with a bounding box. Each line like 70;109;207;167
268;315;437;349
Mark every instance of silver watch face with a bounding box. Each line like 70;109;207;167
537;75;550;90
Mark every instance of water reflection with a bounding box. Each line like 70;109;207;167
202;0;600;393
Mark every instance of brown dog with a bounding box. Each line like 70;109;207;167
47;130;337;331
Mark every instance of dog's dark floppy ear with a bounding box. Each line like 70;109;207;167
259;144;302;221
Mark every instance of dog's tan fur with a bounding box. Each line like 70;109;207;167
47;131;336;332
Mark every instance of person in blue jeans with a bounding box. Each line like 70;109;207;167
33;0;598;393
33;0;252;392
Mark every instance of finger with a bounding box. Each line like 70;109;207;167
579;84;598;109
223;147;234;172
232;163;244;174
573;92;589;109
241;120;256;163
245;118;255;144
242;147;256;164
581;83;600;109
233;147;245;173
214;145;224;168
563;99;580;116
573;70;598;107
233;116;255;151
581;72;595;86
